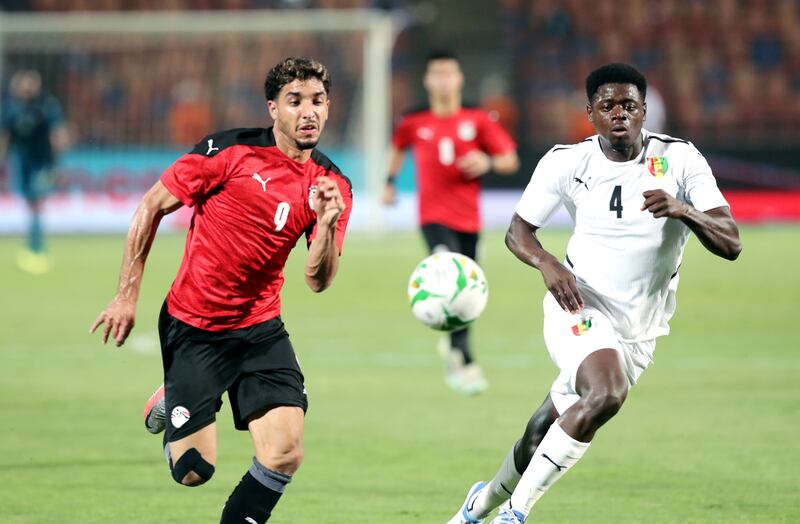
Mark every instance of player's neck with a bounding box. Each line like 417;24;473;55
273;127;313;163
598;134;644;162
429;96;461;116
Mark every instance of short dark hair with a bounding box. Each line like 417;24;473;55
425;50;459;67
264;57;331;102
585;63;647;102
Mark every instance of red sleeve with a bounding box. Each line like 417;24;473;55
307;173;353;254
477;111;516;155
160;141;230;207
391;115;415;150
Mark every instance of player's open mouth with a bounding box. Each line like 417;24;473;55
611;126;628;135
298;124;317;134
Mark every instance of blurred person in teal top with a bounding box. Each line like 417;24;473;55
1;69;69;274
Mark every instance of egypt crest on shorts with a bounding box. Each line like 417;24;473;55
171;406;191;428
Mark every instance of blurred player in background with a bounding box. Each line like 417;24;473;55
448;63;741;523
90;57;352;523
384;51;519;395
1;69;69;274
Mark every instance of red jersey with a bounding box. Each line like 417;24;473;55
160;127;352;331
391;107;516;233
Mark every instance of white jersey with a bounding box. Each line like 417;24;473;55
515;130;728;343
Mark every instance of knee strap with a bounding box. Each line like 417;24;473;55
171;448;215;485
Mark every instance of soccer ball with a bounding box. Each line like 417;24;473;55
407;251;489;331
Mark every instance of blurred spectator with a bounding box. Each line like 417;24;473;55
1;69;69;273
565;90;593;143
501;0;800;146
12;0;799;148
168;79;213;146
479;73;519;137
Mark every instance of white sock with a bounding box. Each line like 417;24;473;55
505;422;590;518
470;443;521;518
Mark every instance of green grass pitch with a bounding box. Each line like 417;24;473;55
0;226;798;523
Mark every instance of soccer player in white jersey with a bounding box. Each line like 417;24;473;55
446;63;742;524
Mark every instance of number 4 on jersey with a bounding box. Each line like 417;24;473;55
609;185;623;218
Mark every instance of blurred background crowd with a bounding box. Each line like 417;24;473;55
1;0;799;225
500;0;800;147
3;0;798;150
6;0;387;9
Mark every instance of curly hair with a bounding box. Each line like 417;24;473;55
585;63;647;102
264;57;331;102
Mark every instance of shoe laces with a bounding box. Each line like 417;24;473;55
495;508;524;524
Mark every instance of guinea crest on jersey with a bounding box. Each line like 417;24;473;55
515;129;728;343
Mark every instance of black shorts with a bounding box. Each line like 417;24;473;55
158;302;308;443
421;223;479;261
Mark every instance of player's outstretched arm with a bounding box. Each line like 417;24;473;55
306;176;346;293
490;151;520;175
90;181;183;346
641;190;742;261
457;150;520;179
505;213;584;314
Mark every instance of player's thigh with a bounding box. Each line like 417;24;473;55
574;348;628;399
542;292;621;376
421;223;460;254
247;406;305;471
169;422;218;466
227;317;308;471
228;318;308;428
542;292;624;413
159;303;240;445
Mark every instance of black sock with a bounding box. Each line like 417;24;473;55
219;458;292;524
451;327;473;365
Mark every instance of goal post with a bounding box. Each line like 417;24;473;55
0;9;404;233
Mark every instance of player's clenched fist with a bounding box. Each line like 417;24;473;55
457;150;492;179
381;182;397;206
641;189;688;219
90;296;136;347
313;175;345;228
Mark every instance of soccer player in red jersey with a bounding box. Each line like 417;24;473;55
383;51;519;395
90;57;352;523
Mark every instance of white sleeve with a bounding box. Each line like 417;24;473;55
682;145;729;212
514;151;568;227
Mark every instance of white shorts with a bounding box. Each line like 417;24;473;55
542;292;655;415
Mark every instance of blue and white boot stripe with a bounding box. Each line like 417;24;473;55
462;481;488;523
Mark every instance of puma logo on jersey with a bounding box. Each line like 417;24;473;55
206;139;220;155
574;176;589;190
252;173;271;191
